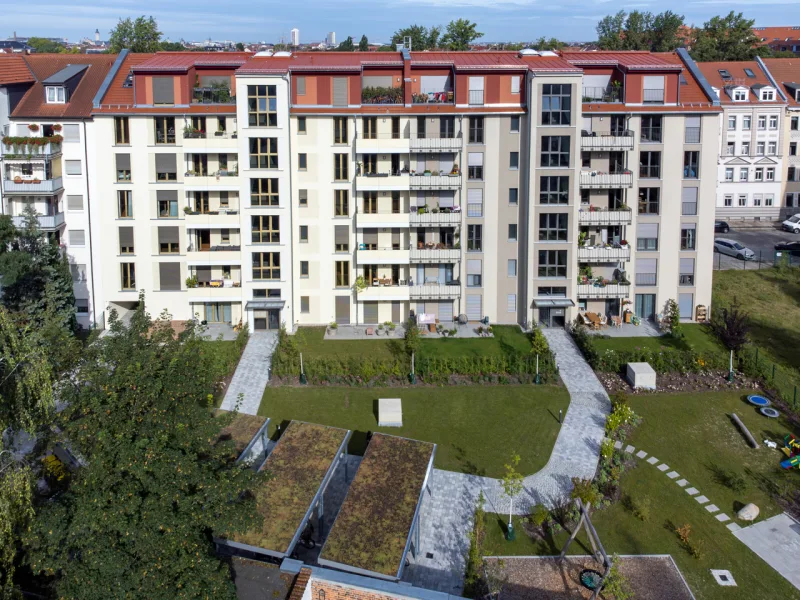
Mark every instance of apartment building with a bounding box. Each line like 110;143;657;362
696;61;786;222
762;58;800;212
0;54;115;329
753;27;800;56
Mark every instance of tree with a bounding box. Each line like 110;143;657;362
597;11;626;50
501;452;523;536
622;11;654;50
404;316;420;356
25;301;263;599
235;42;245;51
26;37;66;53
108;16;163;53
159;40;185;51
710;298;750;353
650;10;685;52
690;12;762;61
358;35;369;51
663;298;683;340
441;19;483;51
391;25;441;51
533;37;565;51
337;36;355;51
597;10;685;51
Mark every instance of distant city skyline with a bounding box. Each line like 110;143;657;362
3;0;800;45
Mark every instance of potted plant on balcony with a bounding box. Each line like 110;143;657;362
354;275;368;293
185;275;198;288
28;124;39;132
423;169;431;176
578;231;588;247
52;124;62;132
13;176;22;183
620;239;628;247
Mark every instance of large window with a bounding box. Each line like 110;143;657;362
252;252;280;280
334;189;349;216
334;154;349;181
540;136;570;167
252;215;280;243
154;117;175;144
538;250;567;278
637;223;659;251
247;85;277;127
334;117;348;144
467;152;483;180
541;84;571;125
121;263;136;290
335;261;350;287
118;190;133;218
249;138;278;169
539;214;568;241
540;176;569;204
680;224;696;250
683;151;699;179
469;117;484;144
640;116;662;143
362;117;377;139
114;117;129;144
638;188;660;214
251;178;279;206
467;224;482;251
639;151;661;178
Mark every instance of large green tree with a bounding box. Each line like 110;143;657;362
532;37;566;51
441;19;483;51
337;36;355;51
108;16;163;53
358;35;369;51
650;11;685;52
597;10;685;51
596;11;626;50
690;12;763;61
26;37;66;53
391;24;441;50
25;302;263;599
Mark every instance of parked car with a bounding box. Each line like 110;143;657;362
775;241;800;257
714;220;730;233
782;214;800;233
714;238;756;260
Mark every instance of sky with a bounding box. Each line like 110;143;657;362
3;0;800;45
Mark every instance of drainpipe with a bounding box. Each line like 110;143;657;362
283;73;295;332
353;113;359;326
82;120;98;329
524;72;535;328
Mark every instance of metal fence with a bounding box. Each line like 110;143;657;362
739;346;800;416
713;251;800;270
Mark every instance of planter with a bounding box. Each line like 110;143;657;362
327;328;337;337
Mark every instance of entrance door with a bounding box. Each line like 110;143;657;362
539;308;551;327
466;295;482;321
539;308;565;327
335;296;350;325
363;302;378;324
678;293;693;320
267;309;280;330
392;301;401;323
635;294;656;321
254;310;267;330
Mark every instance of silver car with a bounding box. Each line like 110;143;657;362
714;238;756;261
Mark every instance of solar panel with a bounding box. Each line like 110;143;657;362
744;68;755;78
719;69;732;80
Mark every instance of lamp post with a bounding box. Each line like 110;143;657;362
535;354;541;385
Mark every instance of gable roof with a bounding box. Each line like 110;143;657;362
753;26;800;44
0;54;34;85
762;58;800;106
560;50;682;71
696;61;781;105
130;51;251;72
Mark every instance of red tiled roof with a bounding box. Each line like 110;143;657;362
654;51;717;106
12;54;116;118
561;50;682;71
131;51;252;72
696;61;782;105
0;54;34;85
411;51;528;70
762;58;800;106
753;26;800;44
96;52;153;107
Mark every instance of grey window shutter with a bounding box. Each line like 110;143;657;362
63;124;79;142
65;160;81;175
635;258;657;273
335;225;349;244
467;259;482;275
682;187;698;202
679;258;695;274
119;226;134;248
685;116;700;128
67;195;84;210
69;230;86;245
196;267;212;282
682;222;696;230
392;229;400;245
158;226;180;244
156;190;178;202
439;153;454;173
155;154;177;173
116;153;131;170
152;77;174;104
438;191;455;208
333;78;348;106
296;77;306;95
363;228;378;244
159;263;181;290
637;223;658;238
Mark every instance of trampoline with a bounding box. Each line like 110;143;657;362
760;407;780;418
747;395;771;407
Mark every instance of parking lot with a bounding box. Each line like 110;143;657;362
713;225;799;270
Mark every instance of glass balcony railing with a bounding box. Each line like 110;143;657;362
192;87;235;105
582;86;622;103
361;86;404;105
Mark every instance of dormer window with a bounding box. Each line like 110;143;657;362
761;88;775;101
46;86;67;104
733;89;747;102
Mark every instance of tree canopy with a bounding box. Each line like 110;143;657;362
26;37;67;53
391;24;441;51
108;16;163;53
337;36;355;51
596;10;685;52
690;12;764;61
358;35;369;51
441;19;483;51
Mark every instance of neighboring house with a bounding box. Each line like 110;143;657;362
753;27;800;56
0;41;33;54
762;58;800;214
696;60;786;223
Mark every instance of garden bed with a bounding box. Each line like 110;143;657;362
222;421;350;557
319;433;435;579
598;370;761;395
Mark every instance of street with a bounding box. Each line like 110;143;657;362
713;225;799;270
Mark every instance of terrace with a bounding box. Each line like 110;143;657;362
361;86;404;105
581;85;622;103
319;433;435;580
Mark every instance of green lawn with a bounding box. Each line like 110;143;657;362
591;323;724;356
258;385;569;478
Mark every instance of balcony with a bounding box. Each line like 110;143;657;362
410;284;461;300
361;86;404;106
643;88;665;104
355;133;410;154
409;210;461;226
577;283;631;298
409;174;461;190
409;133;462;153
580;132;634;151
183;172;240;191
357;285;410;301
410;247;460;263
192;87;235;105
578;209;632;226
2;176;63;195
187;284;243;301
183;210;241;228
10;212;65;230
2;141;62;159
356;248;410;265
186;247;243;265
182;131;238;150
412;89;454;105
355;173;410;191
582;86;622;103
579;171;632;189
356;211;410;228
468;90;484;106
578;245;631;263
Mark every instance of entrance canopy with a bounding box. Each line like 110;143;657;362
532;298;575;308
245;300;285;310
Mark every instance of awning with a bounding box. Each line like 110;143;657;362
532;298;575;308
245;300;286;310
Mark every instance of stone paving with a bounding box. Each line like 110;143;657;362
732;514;800;590
220;331;278;415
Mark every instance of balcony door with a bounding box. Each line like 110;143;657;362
635;294;656;321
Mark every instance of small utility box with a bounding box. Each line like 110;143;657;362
626;362;656;390
378;398;403;427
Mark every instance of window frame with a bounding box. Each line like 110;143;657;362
541;83;571;126
540;136;570;168
114;116;130;144
247;85;278;127
537;249;567;278
538;213;568;241
250;178;279;206
251;215;280;243
249;137;279;169
252;252;281;280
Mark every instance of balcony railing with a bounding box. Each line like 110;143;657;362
361;86;404;105
410;284;461;299
576;283;631;298
192;87;235;105
582;86;622;103
468;90;484;105
410;132;462;152
2;176;63;194
578;245;631;262
580;132;634;151
410;247;460;263
579;171;633;188
412;90;453;104
410;210;461;225
409;174;461;189
636;273;657;286
1;141;62;159
578;209;632;225
10;212;65;230
356;248;410;264
643;88;665;103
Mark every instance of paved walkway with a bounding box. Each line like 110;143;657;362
733;513;800;591
404;328;611;594
220;332;278;415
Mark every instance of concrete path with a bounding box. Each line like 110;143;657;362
220;331;278;415
732;513;800;591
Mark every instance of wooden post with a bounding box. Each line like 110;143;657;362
559;499;586;559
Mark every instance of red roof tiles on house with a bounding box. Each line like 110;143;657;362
762;58;800;106
0;54;34;85
131;51;252;72
96;52;153;107
561;50;682;70
753;26;800;44
696;61;783;105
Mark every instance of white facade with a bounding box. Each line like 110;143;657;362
291;29;300;47
327;32;336;47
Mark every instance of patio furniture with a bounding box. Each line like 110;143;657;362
584;312;602;330
611;316;622;328
428;324;436;333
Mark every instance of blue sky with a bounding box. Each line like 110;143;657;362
4;0;800;44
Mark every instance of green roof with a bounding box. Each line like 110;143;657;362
320;434;434;578
214;410;267;460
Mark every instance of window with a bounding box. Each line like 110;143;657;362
298;153;307;170
67;195;84;211
391;117;400;139
300;261;309;278
469;117;484;143
511;76;521;95
763;89;775;101
581;151;591;168
297;116;306;133
299;189;308;206
154;117;175;144
743;115;751;130
334;225;349;252
248;85;277;127
158;227;179;254
728;115;737;130
68;230;85;246
640;116;662;143
683;151;699;178
538;213;568;241
62;124;79;143
157;190;178;218
362;191;378;214
541;84;571;125
467;189;483;217
300;296;310;312
755;167;764;181
769;115;778;129
741;142;750;155
250;138;278;169
467;152;484;180
121;263;136;290
221;229;230;243
510;116;520;132
538;250;567;278
251;178;279;206
791;142;797;156
508;259;517;277
466;259;482;287
637;223;659;251
118;190;133;218
509;152;519;170
334;189;349;216
753;194;762;207
766;167;775;181
733;89;747;102
253;252;281;280
540;176;569;205
792;116;799;131
251;215;280;243
75;298;89;314
46;86;66;103
507;294;517;313
739;167;749;181
362;116;378;140
509;188;518;205
765;194;774;206
756;141;765;155
114;117;130;144
790;166;797;182
680;224;696;250
724;195;732;207
299;225;308;242
684;116;701;143
334;117;348;144
639;151;661;178
682;187;698;215
758;115;766;130
508;224;518;242
638;188;660;214
738;194;747;207
540;136;570;167
537;286;566;297
679;258;695;286
65;160;81;175
116;154;131;182
467;224;482;251
768;141;777;155
726;141;735;156
362;154;377;175
335;261;349;287
334;154;349;181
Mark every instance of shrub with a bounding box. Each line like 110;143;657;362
404;316;420;355
610;390;628;409
630;494;651;521
571;478;602;507
600;438;615;463
463;492;485;596
528;504;549;528
603;555;633;600
674;523;704;559
605;403;637;436
529;326;549;356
